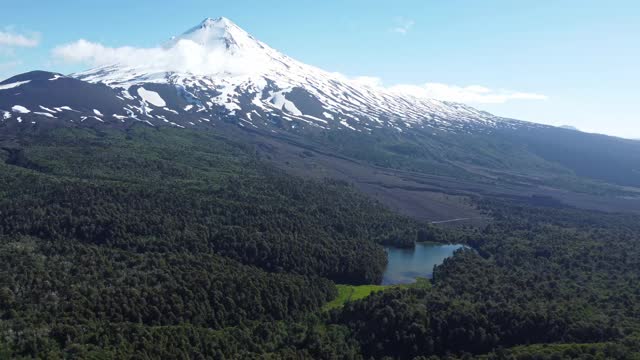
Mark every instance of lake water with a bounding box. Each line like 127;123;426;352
382;243;464;285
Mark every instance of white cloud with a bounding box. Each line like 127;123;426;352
0;31;40;47
351;76;384;88
391;17;414;35
53;39;163;65
347;76;547;104
51;37;546;105
52;39;269;76
389;82;548;104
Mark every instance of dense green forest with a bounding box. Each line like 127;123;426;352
334;200;640;359
1;126;640;359
0;126;425;358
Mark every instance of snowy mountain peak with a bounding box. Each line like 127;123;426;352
71;17;504;134
199;17;234;29
201;16;228;25
172;16;264;52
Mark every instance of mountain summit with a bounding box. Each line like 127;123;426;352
171;17;264;51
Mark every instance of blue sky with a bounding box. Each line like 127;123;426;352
1;0;638;138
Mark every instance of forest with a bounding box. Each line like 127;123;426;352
1;126;640;359
335;198;640;359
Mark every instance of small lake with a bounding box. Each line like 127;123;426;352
382;243;464;285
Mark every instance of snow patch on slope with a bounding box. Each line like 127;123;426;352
34;112;56;118
39;106;58;113
270;92;302;116
137;88;166;107
12;105;30;113
0;80;30;90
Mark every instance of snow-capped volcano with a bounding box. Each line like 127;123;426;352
1;18;522;133
69;17;503;132
166;17;268;51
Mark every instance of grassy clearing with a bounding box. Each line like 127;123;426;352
324;278;431;311
323;285;387;310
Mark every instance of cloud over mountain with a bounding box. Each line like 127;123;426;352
52;38;266;76
0;30;40;47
